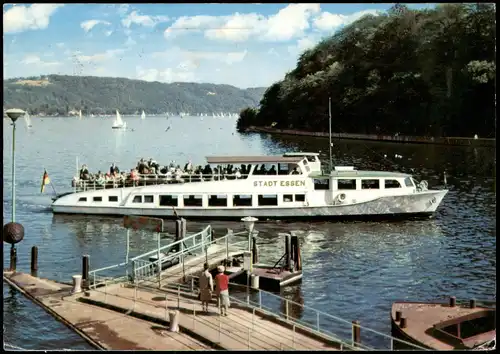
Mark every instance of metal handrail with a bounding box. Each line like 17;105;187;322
92;281;352;350
73;173;252;192
247;286;429;351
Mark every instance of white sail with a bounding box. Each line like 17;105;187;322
113;110;126;129
141;110;146;120
79;110;82;120
24;112;32;128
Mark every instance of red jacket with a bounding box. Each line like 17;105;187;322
215;273;229;292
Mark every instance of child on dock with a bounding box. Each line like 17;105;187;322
215;265;230;316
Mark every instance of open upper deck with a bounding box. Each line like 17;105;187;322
206;155;304;164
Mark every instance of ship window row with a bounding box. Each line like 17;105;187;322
313;179;403;190
153;194;308;207
78;196;119;202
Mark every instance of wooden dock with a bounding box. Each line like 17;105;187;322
3;271;210;350
4;271;344;350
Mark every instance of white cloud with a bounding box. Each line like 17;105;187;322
56;42;65;48
125;37;137;46
3;4;64;34
313;9;380;32
104;30;114;37
151;47;248;66
75;49;126;63
164;15;219;38
288;35;318;55
21;54;61;67
165;4;321;42
122;10;170;28
117;4;130;16
80;19;111;33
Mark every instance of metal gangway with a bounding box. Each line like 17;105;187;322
87;216;430;351
89;216;250;289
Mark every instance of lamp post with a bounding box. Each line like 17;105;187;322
241;217;258;302
4;108;26;271
241;216;258;252
5;108;24;222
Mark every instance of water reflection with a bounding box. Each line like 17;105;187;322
3;118;495;350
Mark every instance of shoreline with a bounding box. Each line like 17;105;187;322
245;126;495;147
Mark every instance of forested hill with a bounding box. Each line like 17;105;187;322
3;74;266;116
237;4;496;138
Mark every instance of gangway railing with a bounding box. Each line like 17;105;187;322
129;276;428;351
131;227;249;284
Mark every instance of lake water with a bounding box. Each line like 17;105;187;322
2;115;496;350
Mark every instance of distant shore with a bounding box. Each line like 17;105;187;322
245;126;495;147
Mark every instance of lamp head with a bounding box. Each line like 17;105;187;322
5;108;26;122
241;216;258;233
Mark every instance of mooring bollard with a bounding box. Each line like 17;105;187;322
169;310;180;332
395;310;402;322
449;296;456;307
470;299;476;309
82;255;89;289
400;317;407;329
71;275;82;294
352;320;361;346
30;246;38;273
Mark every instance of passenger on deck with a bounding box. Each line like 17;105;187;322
184;160;193;173
235;168;242;179
110;163;119;175
258;164;267;175
79;164;89;180
268;166;277;175
240;164;246;175
290;167;300;175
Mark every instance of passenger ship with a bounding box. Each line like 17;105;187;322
52;153;448;219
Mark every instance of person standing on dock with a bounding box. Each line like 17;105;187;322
199;263;213;313
215;265;230;316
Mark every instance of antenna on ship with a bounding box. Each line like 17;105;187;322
328;96;333;173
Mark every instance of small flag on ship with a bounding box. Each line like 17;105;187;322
41;170;50;193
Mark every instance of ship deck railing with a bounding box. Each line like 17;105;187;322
72;173;252;192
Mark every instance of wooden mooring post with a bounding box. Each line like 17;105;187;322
30;246;38;274
82;255;89;289
352;320;361;347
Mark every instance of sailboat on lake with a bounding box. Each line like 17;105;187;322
24;111;32;128
79;110;82;120
112;110;127;129
141;110;146;120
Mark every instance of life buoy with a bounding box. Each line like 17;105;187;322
337;193;347;203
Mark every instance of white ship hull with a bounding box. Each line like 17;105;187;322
55;153;448;220
52;190;446;220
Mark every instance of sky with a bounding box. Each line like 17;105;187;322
3;3;436;88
